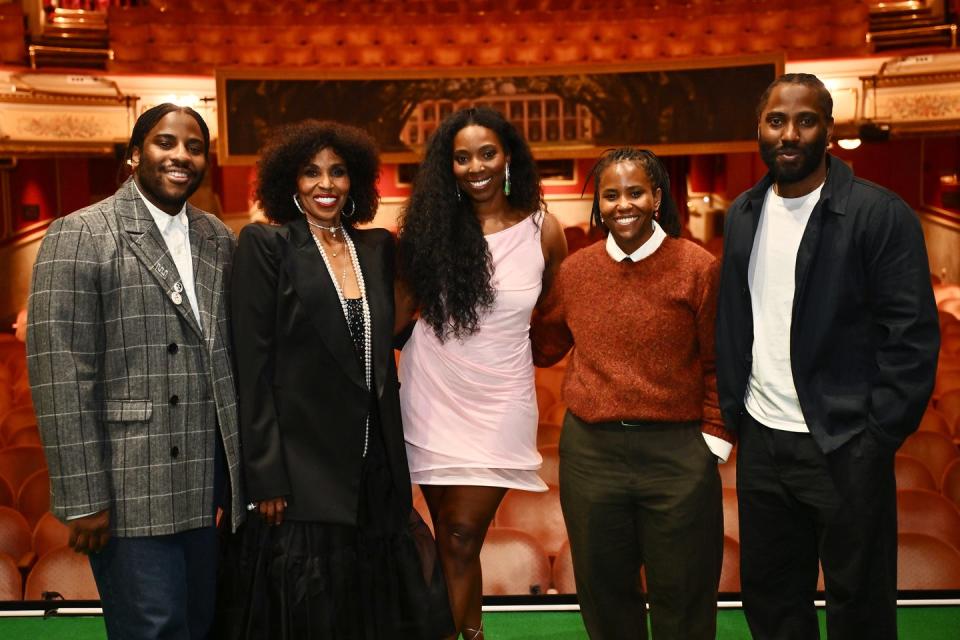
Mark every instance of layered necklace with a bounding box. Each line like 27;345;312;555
305;217;344;256
310;227;372;458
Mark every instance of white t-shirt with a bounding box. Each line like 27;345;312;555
744;183;823;432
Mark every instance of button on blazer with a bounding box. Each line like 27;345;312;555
27;178;245;536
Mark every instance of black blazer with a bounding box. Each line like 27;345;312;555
231;218;411;524
716;156;940;454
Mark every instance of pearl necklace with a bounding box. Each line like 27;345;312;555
306;218;344;257
311;229;372;458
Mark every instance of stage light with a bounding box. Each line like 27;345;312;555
837;138;862;150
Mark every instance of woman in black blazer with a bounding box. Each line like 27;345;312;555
220;121;449;639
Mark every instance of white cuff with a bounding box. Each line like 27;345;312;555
66;510;100;521
702;433;733;463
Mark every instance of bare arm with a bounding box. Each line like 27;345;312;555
537;211;569;309
394;277;418;336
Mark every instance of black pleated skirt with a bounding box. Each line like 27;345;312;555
216;417;452;639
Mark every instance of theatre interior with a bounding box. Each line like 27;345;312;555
1;0;959;637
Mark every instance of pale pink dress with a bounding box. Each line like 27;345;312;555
400;212;547;492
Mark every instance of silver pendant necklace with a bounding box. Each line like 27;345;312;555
307;220;344;257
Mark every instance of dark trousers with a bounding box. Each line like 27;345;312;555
559;412;723;640
90;526;220;640
737;413;898;640
90;431;226;640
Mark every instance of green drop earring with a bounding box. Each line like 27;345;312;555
504;162;511;197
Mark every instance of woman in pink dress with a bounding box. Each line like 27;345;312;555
396;107;567;639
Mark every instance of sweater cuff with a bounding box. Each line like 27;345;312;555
702;433;733;463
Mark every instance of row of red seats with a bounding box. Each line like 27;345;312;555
104;0;872;74
112;0;867;26
107;28;868;75
477;521;960;595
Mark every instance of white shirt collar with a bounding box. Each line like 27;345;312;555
605;220;667;263
132;179;188;234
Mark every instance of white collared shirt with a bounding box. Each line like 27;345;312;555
133;180;202;328
604;219;667;262
604;220;732;463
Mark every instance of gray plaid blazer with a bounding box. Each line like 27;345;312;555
26;179;245;536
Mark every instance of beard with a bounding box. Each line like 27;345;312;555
136;164;203;211
759;130;829;184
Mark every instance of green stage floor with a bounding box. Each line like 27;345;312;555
1;607;958;639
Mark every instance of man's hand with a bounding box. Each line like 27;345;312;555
68;510;111;554
257;497;288;526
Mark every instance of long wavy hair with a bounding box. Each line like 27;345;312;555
398;107;544;341
588;148;682;238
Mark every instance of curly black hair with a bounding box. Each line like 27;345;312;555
588;147;682;238
255;120;380;226
398;107;545;341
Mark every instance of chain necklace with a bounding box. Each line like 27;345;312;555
311;229;372;458
306;219;344;257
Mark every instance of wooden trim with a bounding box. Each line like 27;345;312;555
0;220;53;249
919;205;960;231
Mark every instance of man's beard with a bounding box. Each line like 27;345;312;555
759;131;828;185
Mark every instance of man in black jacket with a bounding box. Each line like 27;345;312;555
716;73;940;639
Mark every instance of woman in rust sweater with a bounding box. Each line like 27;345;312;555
532;148;734;640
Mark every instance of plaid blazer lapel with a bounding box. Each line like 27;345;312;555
115;180;204;339
186;208;223;344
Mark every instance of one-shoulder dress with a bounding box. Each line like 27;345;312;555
400;212;547;492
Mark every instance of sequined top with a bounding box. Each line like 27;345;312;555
345;297;365;364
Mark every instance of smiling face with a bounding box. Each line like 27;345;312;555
296;147;351;227
598;160;662;255
451;124;510;204
758;82;833;197
130;111;207;215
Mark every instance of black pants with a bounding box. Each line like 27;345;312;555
737;414;898;640
559;412;723;640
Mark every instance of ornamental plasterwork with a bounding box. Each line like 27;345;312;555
0;104;131;142
16;114;105;139
880;91;960;121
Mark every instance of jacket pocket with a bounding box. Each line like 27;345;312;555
103;400;153;422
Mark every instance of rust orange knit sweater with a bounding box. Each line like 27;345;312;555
532;238;732;443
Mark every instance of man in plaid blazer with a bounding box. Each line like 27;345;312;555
27;104;243;638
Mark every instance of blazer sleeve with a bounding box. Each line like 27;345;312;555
864;197;940;446
232;224;291;501
26;216;112;521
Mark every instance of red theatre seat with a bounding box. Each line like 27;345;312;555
31;512;69;560
897;533;960;590
479;528;552;596
24;546;99;600
0;552;22;600
897;489;960;553
0;446;46;497
894;454;938;492
899;431;959;490
494;486;566;558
